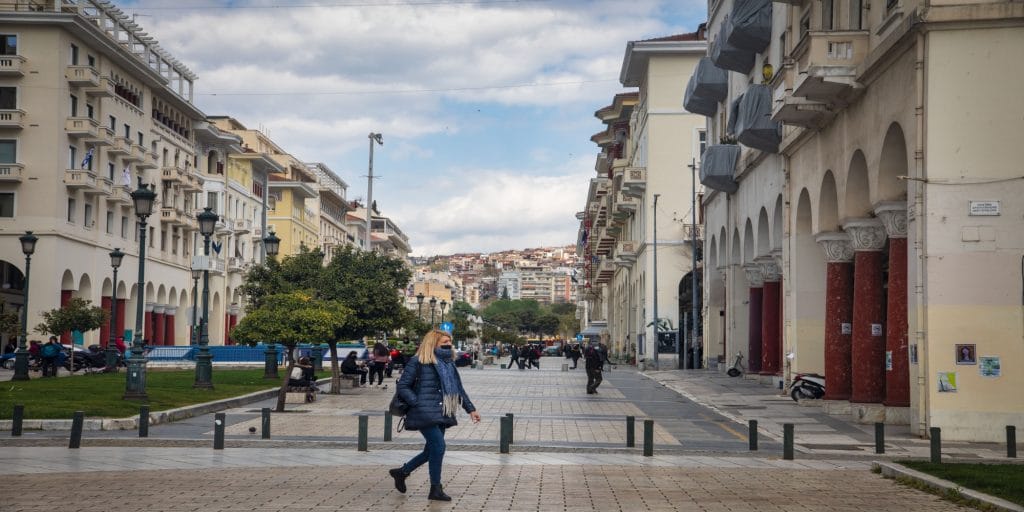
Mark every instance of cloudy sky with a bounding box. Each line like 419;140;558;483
122;0;704;255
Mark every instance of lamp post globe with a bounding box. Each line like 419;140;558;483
125;182;156;399
105;248;125;369
429;296;437;327
440;300;448;324
263;231;281;258
416;292;425;320
260;231;281;379
194;207;218;389
12;231;38;381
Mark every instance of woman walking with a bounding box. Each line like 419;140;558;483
369;341;390;387
389;330;481;501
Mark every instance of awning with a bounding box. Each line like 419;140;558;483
735;84;782;153
710;17;755;74
578;322;608;338
683;75;718;117
700;144;740;194
727;0;772;53
683;57;728;117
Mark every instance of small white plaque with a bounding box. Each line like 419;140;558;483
969;200;1000;216
871;323;883;336
840;323;852;335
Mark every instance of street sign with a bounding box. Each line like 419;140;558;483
440;321;454;334
576;334;584;341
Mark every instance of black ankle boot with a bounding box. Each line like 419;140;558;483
388;468;408;493
428;484;451;501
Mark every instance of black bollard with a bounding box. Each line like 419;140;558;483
875;423;885;454
261;408;271;439
213;413;225;450
358;415;368;451
138;405;149;438
69;411;84;449
783;423;794;460
748;420;758;451
1008;426;1017;458
506;413;514;444
643;419;654;457
500;416;511;454
11;405;24;436
384;411;393;442
626;416;635;448
930;427;941;463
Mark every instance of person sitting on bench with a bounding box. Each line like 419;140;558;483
341;350;368;386
288;357;316;388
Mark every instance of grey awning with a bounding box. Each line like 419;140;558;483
710;17;755;74
579;322;608;337
691;57;728;101
683;74;718;116
700;144;740;194
727;0;773;53
735;84;782;153
726;93;744;136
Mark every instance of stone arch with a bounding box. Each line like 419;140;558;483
878;123;908;202
756;208;770;257
76;274;92;301
772;195;783;250
731;228;741;265
145;282;155;303
116;281;127;301
843;151;871;218
719;227;728;268
156;285;167;305
101;278;113;297
61;270;75;291
792;187;827;373
207;149;221;175
818;171;839;233
709;236;718;271
743;219;755;263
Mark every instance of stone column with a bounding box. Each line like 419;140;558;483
100;296;112;347
743;264;764;374
757;256;782;375
152;305;166;346
816;232;855;401
843;218;888;404
877;202;909;408
164;307;176;346
144;302;155;345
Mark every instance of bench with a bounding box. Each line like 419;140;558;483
341;374;362;388
284;385;317;404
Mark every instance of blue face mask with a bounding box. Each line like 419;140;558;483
434;346;453;360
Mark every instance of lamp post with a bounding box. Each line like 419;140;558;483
416;292;425;320
365;132;383;252
106;248;124;369
11;231;38;381
125;181;156;399
262;231;281;379
190;266;201;345
439;300;448;324
429;296;437;327
651;193;660;371
194;207;218;389
689;158;700;370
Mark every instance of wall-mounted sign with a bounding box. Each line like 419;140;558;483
979;356;1001;377
885;351;893;371
969;200;1000;216
841;323;852;335
937;371;958;392
871;324;883;337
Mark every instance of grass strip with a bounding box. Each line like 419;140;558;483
897;460;1024;507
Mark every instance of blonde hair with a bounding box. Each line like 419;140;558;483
416;329;452;365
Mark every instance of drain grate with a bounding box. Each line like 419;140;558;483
801;444;864;451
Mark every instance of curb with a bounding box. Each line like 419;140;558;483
873;461;1024;512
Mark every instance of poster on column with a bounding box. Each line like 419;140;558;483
979;357;1001;378
885;351;893;371
937;372;958;392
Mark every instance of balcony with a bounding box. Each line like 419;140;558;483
772;67;833;128
616;240;638;263
65;65;100;87
595;227;616;256
106;184;131;206
0;56;25;76
65;117;99;139
594;260;616;284
181;172;203;192
160;206;186;227
233;218;253;234
191;255;225;276
136;150;159;170
161;166;186;185
0;163;24;182
622;167;646;198
613;192;638;220
0;110;24;129
106;136;131;156
64;169;111;195
227;256;246;274
124;143;146;163
791;31;869;103
84;76;115;98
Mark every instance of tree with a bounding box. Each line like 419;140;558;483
34;298;108;374
0;310;20;339
238;246;324;309
231;291;350;411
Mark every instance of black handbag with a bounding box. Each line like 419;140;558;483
388;363;418;431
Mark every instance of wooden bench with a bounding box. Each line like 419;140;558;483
284;385;317;404
340;374;362;388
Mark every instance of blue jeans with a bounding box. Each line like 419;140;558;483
402;424;446;485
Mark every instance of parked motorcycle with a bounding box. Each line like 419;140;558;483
65;344;117;373
789;373;825;401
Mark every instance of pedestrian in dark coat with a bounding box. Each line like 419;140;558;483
506;344;519;369
570;344;582;369
585;343;603;394
390;329;481;501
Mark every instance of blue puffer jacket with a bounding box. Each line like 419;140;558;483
397;355;475;431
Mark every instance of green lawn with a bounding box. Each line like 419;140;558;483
899;460;1024;506
1;369;280;419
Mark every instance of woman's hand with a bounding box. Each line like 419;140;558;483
469;411;481;423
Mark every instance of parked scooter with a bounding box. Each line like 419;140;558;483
789;373;825;401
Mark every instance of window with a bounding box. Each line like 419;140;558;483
109;115;116;131
70;44;78;65
137;131;144;146
207;191;218;213
86;103;94;119
799;10;811;41
0;140;14;163
160;229;166;251
87;54;95;67
0;87;15;109
134;221;140;242
68;146;76;169
698;129;707;157
149;226;154;248
822;0;834;30
124;124;130;140
70;94;78;116
851;0;863;29
0;192;13;218
121;216;128;238
84;203;93;228
67;198;76;223
105;210;113;234
0;35;16;55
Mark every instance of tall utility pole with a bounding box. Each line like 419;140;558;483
651;193;660;370
365;133;383;252
690;158;700;370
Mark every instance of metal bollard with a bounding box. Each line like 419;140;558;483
783;423;794;460
138;405;149;438
261;408;271;439
748;420;758;451
506;413;514;444
643;419;654;457
69;411;84;449
358;415;368;451
384;411;393;442
930;427;941;463
11;405;24;436
213;413;225;450
500;416;512;454
1008;426;1017;458
626;416;635;448
875;423;885;454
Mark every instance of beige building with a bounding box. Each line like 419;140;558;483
306;162;352;264
694;0;1024;440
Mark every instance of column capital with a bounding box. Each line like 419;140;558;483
163;306;177;315
771;249;784;277
716;265;729;281
874;201;908;239
842;218;887;252
144;302;155;312
755;255;781;283
228;304;241;315
743;263;764;288
815;231;855;263
152;305;165;314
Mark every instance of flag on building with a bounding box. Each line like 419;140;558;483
81;147;94;168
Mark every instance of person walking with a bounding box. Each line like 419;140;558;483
389;329;481;501
506;344;519;370
369;341;390;387
584;342;603;394
570;344;582;369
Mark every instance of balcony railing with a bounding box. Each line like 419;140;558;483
65;65;100;87
0;163;24;182
106;136;130;156
622;167;646;198
65;117;99;138
108;184;132;206
64;169;111;195
0;109;24;129
233;218;253;234
227;256;246;273
124;142;146;162
0;55;25;76
161;206;185;226
84;76;115;98
791;30;869;103
161;166;186;185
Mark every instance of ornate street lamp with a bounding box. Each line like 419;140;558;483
262;231;280;379
106;248;125;370
365;132;383;252
194;206;219;389
190;266;201;345
12;231;38;381
125;181;156;399
439;300;448;324
429;296;437;327
416;292;425;320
